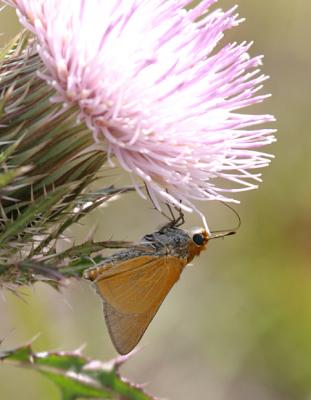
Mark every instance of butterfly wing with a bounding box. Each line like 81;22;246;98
93;255;187;355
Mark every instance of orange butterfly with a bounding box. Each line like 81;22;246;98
84;224;234;355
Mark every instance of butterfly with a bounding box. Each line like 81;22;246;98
83;222;235;355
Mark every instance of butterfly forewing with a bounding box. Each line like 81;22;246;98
94;255;187;354
95;256;159;313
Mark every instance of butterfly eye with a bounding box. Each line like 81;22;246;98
192;233;205;246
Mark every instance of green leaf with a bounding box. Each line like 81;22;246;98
0;343;154;400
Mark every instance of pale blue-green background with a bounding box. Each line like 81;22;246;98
0;1;310;399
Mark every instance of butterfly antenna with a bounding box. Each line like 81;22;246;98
209;202;241;240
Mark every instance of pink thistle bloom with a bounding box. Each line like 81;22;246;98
6;0;276;224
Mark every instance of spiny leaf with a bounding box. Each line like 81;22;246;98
57;255;107;277
0;343;154;400
0;29;137;283
0;185;69;244
29;185;132;258
0;31;29;62
0;129;26;163
0;165;32;188
47;240;137;261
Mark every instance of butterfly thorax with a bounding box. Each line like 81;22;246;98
141;227;191;259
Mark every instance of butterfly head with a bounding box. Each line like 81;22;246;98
187;229;209;263
187;225;237;263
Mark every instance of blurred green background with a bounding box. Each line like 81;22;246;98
0;1;310;399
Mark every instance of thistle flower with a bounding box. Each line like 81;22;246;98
5;0;276;223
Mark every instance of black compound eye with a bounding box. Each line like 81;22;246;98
192;233;205;246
